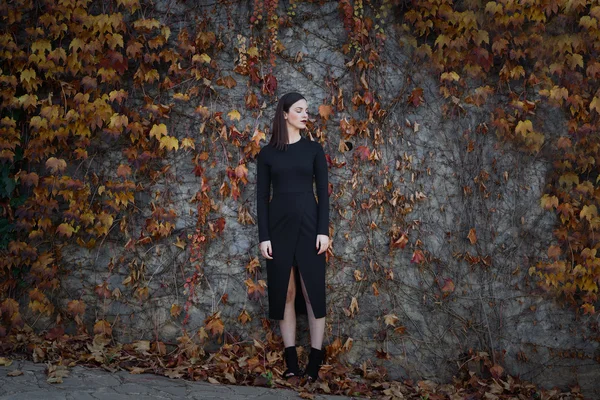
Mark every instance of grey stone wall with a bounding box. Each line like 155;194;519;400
28;0;599;396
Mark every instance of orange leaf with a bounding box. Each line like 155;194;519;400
391;233;408;249
319;104;333;120
467;228;477;244
46;157;67;173
56;223;75;237
204;311;224;336
117;164;131;178
67;300;86;316
93;320;112;335
217;75;237;88
238;309;252;325
490;364;504;379
170;303;182;318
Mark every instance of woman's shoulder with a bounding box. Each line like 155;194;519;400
306;138;325;152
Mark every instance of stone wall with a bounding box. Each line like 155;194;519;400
24;0;599;396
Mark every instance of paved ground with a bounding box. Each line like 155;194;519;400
0;359;355;400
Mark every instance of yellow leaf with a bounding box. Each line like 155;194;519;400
31;39;51;54
150;123;167;139
579;16;598;30
20;68;36;83
173;93;190;101
247;46;259;57
567;53;584;70
559;172;579;187
515;120;533;135
590;97;600;114
580;204;598;221
227;109;241;121
434;34;450;48
69;37;85;52
473;30;489;46
174;236;186;249
440;71;460;82
384;313;398;326
181;137;195;150
192;53;211;64
581;303;595;315
540;194;559;210
159;135;179;151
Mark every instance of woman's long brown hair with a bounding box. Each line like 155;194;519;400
269;92;306;151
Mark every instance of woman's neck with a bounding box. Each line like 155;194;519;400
287;126;301;143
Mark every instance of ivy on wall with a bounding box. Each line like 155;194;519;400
0;0;594;397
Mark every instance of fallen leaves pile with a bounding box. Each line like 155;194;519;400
0;326;584;399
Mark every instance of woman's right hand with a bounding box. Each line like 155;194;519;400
259;240;273;259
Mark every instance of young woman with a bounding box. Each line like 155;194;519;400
256;92;330;381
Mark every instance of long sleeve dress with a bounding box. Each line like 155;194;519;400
256;136;329;320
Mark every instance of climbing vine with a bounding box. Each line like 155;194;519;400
0;0;593;397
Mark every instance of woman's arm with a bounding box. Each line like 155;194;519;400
314;143;329;236
256;147;271;242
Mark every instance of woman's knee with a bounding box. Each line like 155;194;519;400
286;267;296;303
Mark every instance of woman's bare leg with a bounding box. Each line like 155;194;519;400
279;266;297;347
298;273;325;349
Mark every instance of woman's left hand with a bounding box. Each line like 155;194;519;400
316;234;329;255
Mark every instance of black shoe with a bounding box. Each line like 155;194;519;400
303;347;325;381
283;346;300;379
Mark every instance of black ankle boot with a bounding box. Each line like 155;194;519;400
303;347;325;381
283;346;300;379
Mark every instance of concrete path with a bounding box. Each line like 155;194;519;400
0;359;355;400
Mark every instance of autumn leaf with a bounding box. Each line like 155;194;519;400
56;223;75;237
216;75;237;88
384;313;398;326
467;228;477;244
319;104;333;120
391;233;408;249
590;96;600;114
192;53;211;64
540;194;559;210
411;249;425;264
93;320;112;335
117;164;131;178
408;87;424;107
170;303;182;317
515;120;533;136
67;300;86;316
440;278;455;294
150;123;167;139
580;204;598;221
159;136;179;151
180;137;195;150
355;145;370;161
490;364;504;379
440;71;460;82
238;309;252;324
46;157;67;173
204;311;224;336
227;109;241;121
581;303;595;315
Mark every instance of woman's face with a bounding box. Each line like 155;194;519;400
284;99;308;132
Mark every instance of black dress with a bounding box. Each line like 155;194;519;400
256;136;329;320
